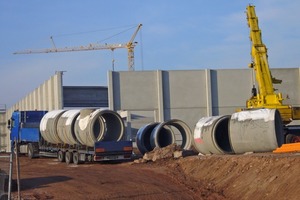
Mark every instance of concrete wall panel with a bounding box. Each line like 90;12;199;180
210;69;253;115
163;70;207;109
110;71;159;110
271;68;300;106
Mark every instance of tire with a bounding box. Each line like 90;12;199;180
28;143;35;159
286;134;300;143
58;151;65;162
73;152;81;165
0;194;8;200
87;155;93;162
65;151;73;164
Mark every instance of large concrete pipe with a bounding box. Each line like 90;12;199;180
97;109;125;141
57;110;80;145
193;115;232;155
229;109;284;153
136;122;160;154
74;109;104;147
75;109;125;147
151;119;193;150
40;110;66;144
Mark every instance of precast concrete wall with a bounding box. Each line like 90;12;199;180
4;72;64;152
3;68;300;152
7;71;64;115
109;68;300;141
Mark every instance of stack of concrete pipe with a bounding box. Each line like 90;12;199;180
193;109;284;155
136;119;193;154
39;109;124;147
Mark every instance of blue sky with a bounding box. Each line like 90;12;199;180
1;1;300;108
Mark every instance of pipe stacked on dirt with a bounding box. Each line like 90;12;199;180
40;109;124;147
193;109;284;155
136;119;193;154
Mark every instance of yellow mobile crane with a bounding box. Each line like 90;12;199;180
245;5;300;144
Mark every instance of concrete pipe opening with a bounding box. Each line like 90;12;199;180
75;109;105;147
152;125;175;148
57;110;80;145
229;109;284;154
98;110;125;141
75;109;124;147
40;110;66;144
193;115;232;155
214;115;232;153
136;122;160;154
150;119;192;150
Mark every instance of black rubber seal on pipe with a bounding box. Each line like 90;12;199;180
136;122;159;155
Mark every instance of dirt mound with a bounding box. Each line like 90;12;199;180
133;144;300;199
161;153;300;200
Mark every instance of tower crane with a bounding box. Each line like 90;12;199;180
14;24;142;71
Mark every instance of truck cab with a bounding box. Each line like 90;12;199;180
8;110;47;155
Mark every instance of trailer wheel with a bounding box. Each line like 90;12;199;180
65;151;73;164
58;151;65;162
87;155;93;162
28;143;35;159
73;152;82;165
286;134;300;143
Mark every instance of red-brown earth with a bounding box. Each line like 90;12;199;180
7;151;300;200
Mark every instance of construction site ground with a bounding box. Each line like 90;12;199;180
10;151;300;200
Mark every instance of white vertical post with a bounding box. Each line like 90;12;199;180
156;70;164;122
205;69;212;116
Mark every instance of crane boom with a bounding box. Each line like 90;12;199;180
14;24;142;71
14;43;127;54
245;5;300;123
247;5;276;97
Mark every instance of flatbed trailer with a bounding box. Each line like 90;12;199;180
9;110;133;165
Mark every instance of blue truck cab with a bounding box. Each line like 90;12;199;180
9;111;47;144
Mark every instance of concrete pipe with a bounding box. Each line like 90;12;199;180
57;110;80;145
75;109;125;147
193;115;232;155
229;109;284;154
136;122;160;154
40;110;66;144
151;119;193;150
74;109;105;147
97;109;125;141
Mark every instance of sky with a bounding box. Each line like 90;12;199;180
1;1;300;108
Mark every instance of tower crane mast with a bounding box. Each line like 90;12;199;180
14;24;142;71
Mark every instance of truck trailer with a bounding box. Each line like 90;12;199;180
8;109;133;165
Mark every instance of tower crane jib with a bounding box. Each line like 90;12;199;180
14;24;143;71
